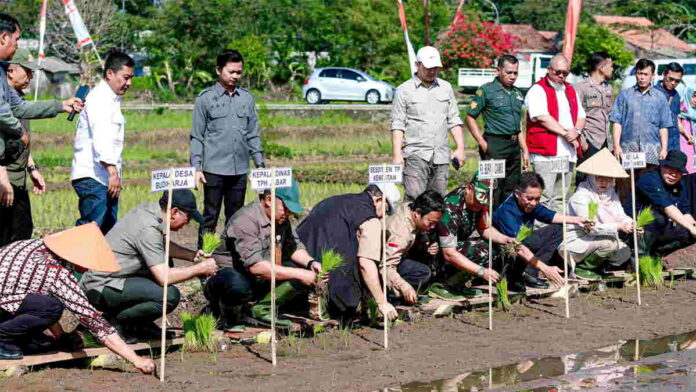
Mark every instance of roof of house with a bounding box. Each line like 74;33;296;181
539;31;558;41
500;24;557;52
39;56;81;74
593;15;695;55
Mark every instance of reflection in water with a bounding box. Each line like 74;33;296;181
385;329;696;392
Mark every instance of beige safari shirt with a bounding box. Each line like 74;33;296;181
356;218;382;262
383;202;418;291
390;75;463;165
575;77;614;150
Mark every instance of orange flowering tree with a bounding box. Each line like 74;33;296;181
437;12;518;69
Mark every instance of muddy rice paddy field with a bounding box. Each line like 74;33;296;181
3;110;696;391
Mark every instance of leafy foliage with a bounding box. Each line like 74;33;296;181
570;23;635;76
437;11;519;69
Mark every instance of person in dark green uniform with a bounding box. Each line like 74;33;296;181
466;55;527;207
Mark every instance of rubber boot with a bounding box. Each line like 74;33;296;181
249;282;301;329
575;254;603;280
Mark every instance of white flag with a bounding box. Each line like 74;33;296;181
62;0;94;48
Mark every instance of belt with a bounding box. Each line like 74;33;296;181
485;133;519;140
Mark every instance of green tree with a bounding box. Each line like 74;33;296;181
570;23;634;76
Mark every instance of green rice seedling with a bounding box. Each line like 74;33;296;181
366;297;378;323
495;278;512;311
319;248;344;278
516;225;534;242
181;312;217;352
506;225;533;255
636;208;655;228
201;232;221;254
588;202;599;221
639;255;664;288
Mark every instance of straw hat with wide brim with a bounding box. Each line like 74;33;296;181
43;222;120;273
576;148;629;179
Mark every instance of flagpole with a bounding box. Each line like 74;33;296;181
33;0;47;101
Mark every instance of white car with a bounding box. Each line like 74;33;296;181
302;67;395;104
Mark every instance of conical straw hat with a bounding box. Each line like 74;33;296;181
43;222;120;273
576;148;629;178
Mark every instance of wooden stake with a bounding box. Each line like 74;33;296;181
630;167;642;305
561;171;569;319
488;181;494;331
270;170;277;366
382;163;389;349
159;168;174;383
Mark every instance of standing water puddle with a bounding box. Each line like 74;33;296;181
383;329;696;391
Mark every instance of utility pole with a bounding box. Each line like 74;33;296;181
424;0;431;46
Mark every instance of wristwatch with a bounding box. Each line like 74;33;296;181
476;267;485;277
27;165;37;172
306;259;318;270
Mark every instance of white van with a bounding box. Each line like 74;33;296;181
620;58;696;93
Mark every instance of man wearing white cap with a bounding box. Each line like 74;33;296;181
296;183;400;321
391;46;465;201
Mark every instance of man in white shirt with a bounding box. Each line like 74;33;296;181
524;54;586;212
71;51;134;234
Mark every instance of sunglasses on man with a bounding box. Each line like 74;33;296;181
549;67;570;77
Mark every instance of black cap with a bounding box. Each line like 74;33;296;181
659;150;688;174
160;189;203;223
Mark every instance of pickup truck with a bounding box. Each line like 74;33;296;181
458;53;553;93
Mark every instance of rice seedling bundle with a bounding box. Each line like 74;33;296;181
181;312;217;352
201;232;221;254
639;255;664;288
310;249;345;320
636;208;655;228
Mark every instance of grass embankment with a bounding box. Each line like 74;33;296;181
29;110;479;232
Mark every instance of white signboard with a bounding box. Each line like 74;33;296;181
151;167;196;193
549;156;570;174
478;159;506;179
368;164;403;184
250;167;293;190
622;152;647;169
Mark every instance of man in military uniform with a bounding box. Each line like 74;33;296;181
190;49;264;246
466;55;526;207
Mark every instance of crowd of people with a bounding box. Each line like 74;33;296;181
0;11;694;375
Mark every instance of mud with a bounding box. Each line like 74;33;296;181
4;279;696;392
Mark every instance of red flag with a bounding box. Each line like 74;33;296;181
396;0;417;75
562;0;582;64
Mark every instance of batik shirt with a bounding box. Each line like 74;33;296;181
0;240;116;341
437;186;488;250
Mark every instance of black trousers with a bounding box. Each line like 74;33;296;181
0;294;64;352
199;172;247;246
642;212;696;257
0;186;32;248
481;134;521;207
86;277;181;329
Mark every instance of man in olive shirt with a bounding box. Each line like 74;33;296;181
191;49;265;247
205;180;320;329
391;46;465;201
0;51;82;246
574;52;614;184
81;190;217;340
466;55;526;207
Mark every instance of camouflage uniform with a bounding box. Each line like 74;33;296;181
435;186;508;288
